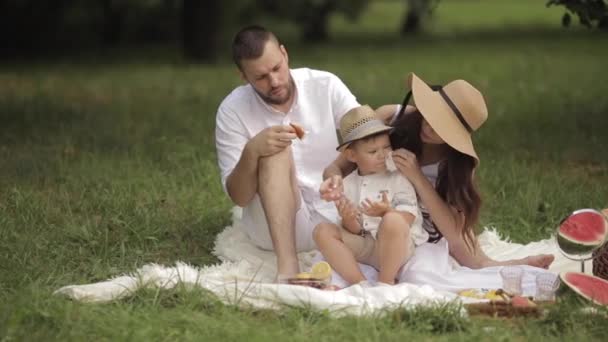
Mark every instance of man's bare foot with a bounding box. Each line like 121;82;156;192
276;274;292;284
521;254;555;269
276;260;300;283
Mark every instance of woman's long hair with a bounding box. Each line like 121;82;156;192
390;110;481;251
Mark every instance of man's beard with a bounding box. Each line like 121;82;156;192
255;76;295;106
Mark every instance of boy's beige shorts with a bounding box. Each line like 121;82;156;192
340;228;415;270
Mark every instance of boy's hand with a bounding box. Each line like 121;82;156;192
360;192;391;217
319;175;343;201
336;197;361;232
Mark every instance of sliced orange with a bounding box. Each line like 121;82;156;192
311;261;332;280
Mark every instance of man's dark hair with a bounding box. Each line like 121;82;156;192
232;25;280;70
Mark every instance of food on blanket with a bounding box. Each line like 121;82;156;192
290;123;306;140
511;296;536;308
465;291;542;317
557;209;608;255
458;289;509;301
296;272;313;279
458;289;506;301
458;289;483;299
311;261;332;281
558;272;608;306
286;262;332;289
286;278;326;289
487;289;508;301
385;153;397;172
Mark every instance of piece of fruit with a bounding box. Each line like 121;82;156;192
296;272;312;279
559;272;608;306
458;289;481;298
485;290;506;301
311;261;332;280
290;123;306;140
511;295;536;308
557;209;607;255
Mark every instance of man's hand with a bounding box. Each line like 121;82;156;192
336;197;361;233
360;192;392;217
248;125;297;158
319;175;343;201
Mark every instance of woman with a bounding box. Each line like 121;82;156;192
320;73;554;271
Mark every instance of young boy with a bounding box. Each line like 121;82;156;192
313;105;427;286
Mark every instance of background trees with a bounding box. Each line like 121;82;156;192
1;0;605;62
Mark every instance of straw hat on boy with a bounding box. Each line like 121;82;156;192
408;72;488;163
336;105;392;151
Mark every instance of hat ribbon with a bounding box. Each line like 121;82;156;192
438;87;473;133
397;85;473;134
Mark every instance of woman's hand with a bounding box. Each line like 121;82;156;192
360;192;391;217
391;148;425;185
319;175;343;201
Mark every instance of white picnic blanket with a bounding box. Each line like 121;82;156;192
55;207;589;315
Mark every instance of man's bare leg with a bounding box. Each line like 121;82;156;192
258;147;301;280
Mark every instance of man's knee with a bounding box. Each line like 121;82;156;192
259;147;292;173
313;222;340;243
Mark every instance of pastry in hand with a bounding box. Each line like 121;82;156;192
290;123;306;140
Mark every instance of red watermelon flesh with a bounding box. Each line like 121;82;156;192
559;210;606;243
561;272;608;306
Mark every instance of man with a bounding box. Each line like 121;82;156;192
215;25;359;281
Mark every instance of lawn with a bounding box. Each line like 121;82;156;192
1;0;608;340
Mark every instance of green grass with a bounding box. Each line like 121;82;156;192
2;0;608;340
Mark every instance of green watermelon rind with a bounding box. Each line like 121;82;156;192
558;272;608;306
556;233;604;255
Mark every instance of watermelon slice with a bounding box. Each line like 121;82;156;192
557;209;608;255
559;272;608;306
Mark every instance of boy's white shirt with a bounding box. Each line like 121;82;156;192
342;169;428;244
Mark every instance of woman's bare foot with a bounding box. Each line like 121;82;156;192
520;254;555;269
483;254;555;269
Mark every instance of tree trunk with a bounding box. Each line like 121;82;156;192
182;0;221;62
99;0;124;45
401;8;421;34
301;4;333;42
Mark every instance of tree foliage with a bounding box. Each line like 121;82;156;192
547;0;608;29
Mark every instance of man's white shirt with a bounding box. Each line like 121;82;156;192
215;68;359;217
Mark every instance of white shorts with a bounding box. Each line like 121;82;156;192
241;192;323;252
